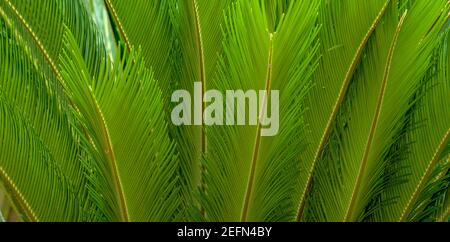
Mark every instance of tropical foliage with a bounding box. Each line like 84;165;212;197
0;0;449;222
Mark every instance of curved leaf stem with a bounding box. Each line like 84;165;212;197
400;129;450;221
1;0;62;80
241;33;274;222
103;0;131;52
0;167;38;222
191;0;207;153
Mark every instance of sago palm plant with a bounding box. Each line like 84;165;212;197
0;0;449;222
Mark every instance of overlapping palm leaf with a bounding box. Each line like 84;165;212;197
0;0;449;222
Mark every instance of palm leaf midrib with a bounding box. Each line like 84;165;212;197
103;0;131;51
241;32;274;222
0;0;62;80
400;129;450;221
189;0;207;154
88;87;130;222
0;167;37;221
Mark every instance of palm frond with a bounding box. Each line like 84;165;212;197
303;1;403;222
170;0;237;218
395;27;450;222
59;27;179;221
300;0;449;222
0;0;449;223
296;0;394;220
200;0;320;222
103;0;237;220
0;20;97;221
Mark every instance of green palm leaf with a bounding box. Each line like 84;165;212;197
408;156;450;221
0;0;449;223
396;28;450;222
103;0;236;219
302;0;449;222
200;0;320;222
58;27;178;221
0;20;97;222
295;0;394;220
